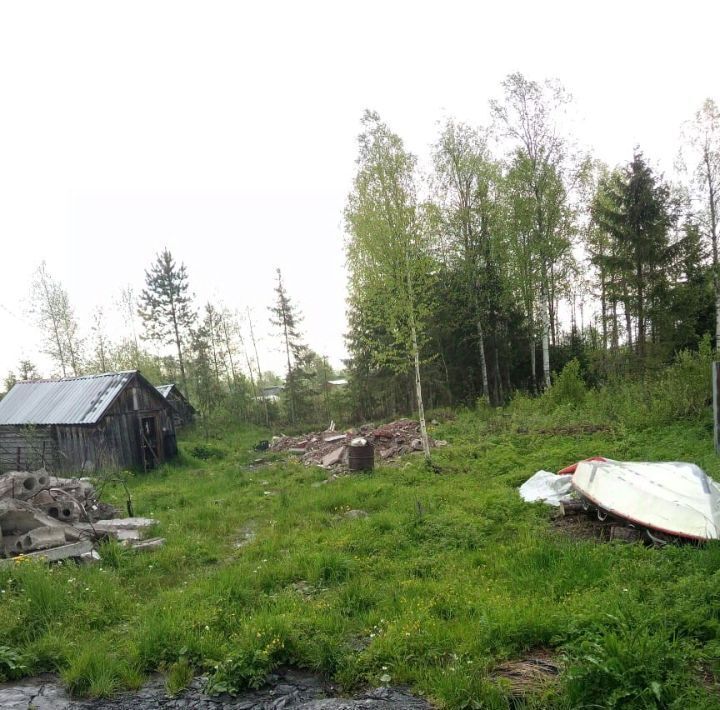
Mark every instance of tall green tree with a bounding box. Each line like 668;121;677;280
433;120;505;403
345;110;434;460
30;262;83;377
269;269;311;425
89;307;110;373
593;152;673;360
683;99;720;350
138;249;196;394
491;73;574;389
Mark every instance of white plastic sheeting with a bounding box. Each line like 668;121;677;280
519;470;575;507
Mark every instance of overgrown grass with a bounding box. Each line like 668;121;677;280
1;376;720;707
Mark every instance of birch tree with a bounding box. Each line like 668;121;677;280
30;262;83;377
345;110;433;460
683;99;720;350
89;307;110;372
491;73;573;389
433;120;501;403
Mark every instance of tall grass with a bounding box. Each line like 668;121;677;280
0;402;717;706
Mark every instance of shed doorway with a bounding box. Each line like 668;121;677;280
140;415;162;470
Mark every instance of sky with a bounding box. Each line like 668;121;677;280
0;0;718;381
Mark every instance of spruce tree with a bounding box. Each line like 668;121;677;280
138;249;195;394
593;152;672;361
268;269;310;425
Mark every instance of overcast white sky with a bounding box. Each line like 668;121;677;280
0;0;718;380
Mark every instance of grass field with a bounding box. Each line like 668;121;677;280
1;400;720;708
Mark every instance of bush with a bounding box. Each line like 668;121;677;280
188;443;226;461
0;646;26;682
544;359;587;409
205;634;286;696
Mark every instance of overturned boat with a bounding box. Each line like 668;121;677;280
572;459;720;541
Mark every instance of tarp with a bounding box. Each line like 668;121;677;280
519;470;575;507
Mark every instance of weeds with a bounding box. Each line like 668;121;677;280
0;398;718;707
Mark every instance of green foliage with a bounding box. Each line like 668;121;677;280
62;644;142;698
0;646;26;682
205;631;287;695
188;442;226;460
562;610;700;708
543;359;587;408
1;407;720;705
166;657;194;696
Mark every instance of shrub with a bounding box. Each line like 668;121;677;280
188;443;226;461
0;646;26;682
205;635;285;695
544;359;587;409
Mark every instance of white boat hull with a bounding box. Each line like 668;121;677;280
572;460;720;541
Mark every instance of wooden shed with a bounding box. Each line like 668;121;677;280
156;384;195;428
0;371;177;474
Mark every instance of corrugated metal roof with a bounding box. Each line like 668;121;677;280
0;371;136;426
156;384;174;398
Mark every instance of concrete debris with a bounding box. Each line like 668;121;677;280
0;468;159;562
322;446;346;467
270;419;443;470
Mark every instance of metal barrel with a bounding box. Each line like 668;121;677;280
348;442;374;471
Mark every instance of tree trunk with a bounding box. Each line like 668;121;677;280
529;336;537;392
493;345;504;405
410;323;431;461
476;317;490;403
247;308;269;426
170;309;188;396
404;255;430;461
282;314;295;426
708;165;720;352
611;298;619;349
221;319;238;387
600;267;607;350
636;263;645;360
540;289;551;390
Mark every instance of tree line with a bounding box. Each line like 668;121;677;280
344;74;719;447
5;73;718;438
4;252;347;430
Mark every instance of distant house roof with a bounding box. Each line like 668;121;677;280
0;371;138;426
327;379;348;386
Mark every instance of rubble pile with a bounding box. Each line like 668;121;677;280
269;419;447;470
0;469;162;563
